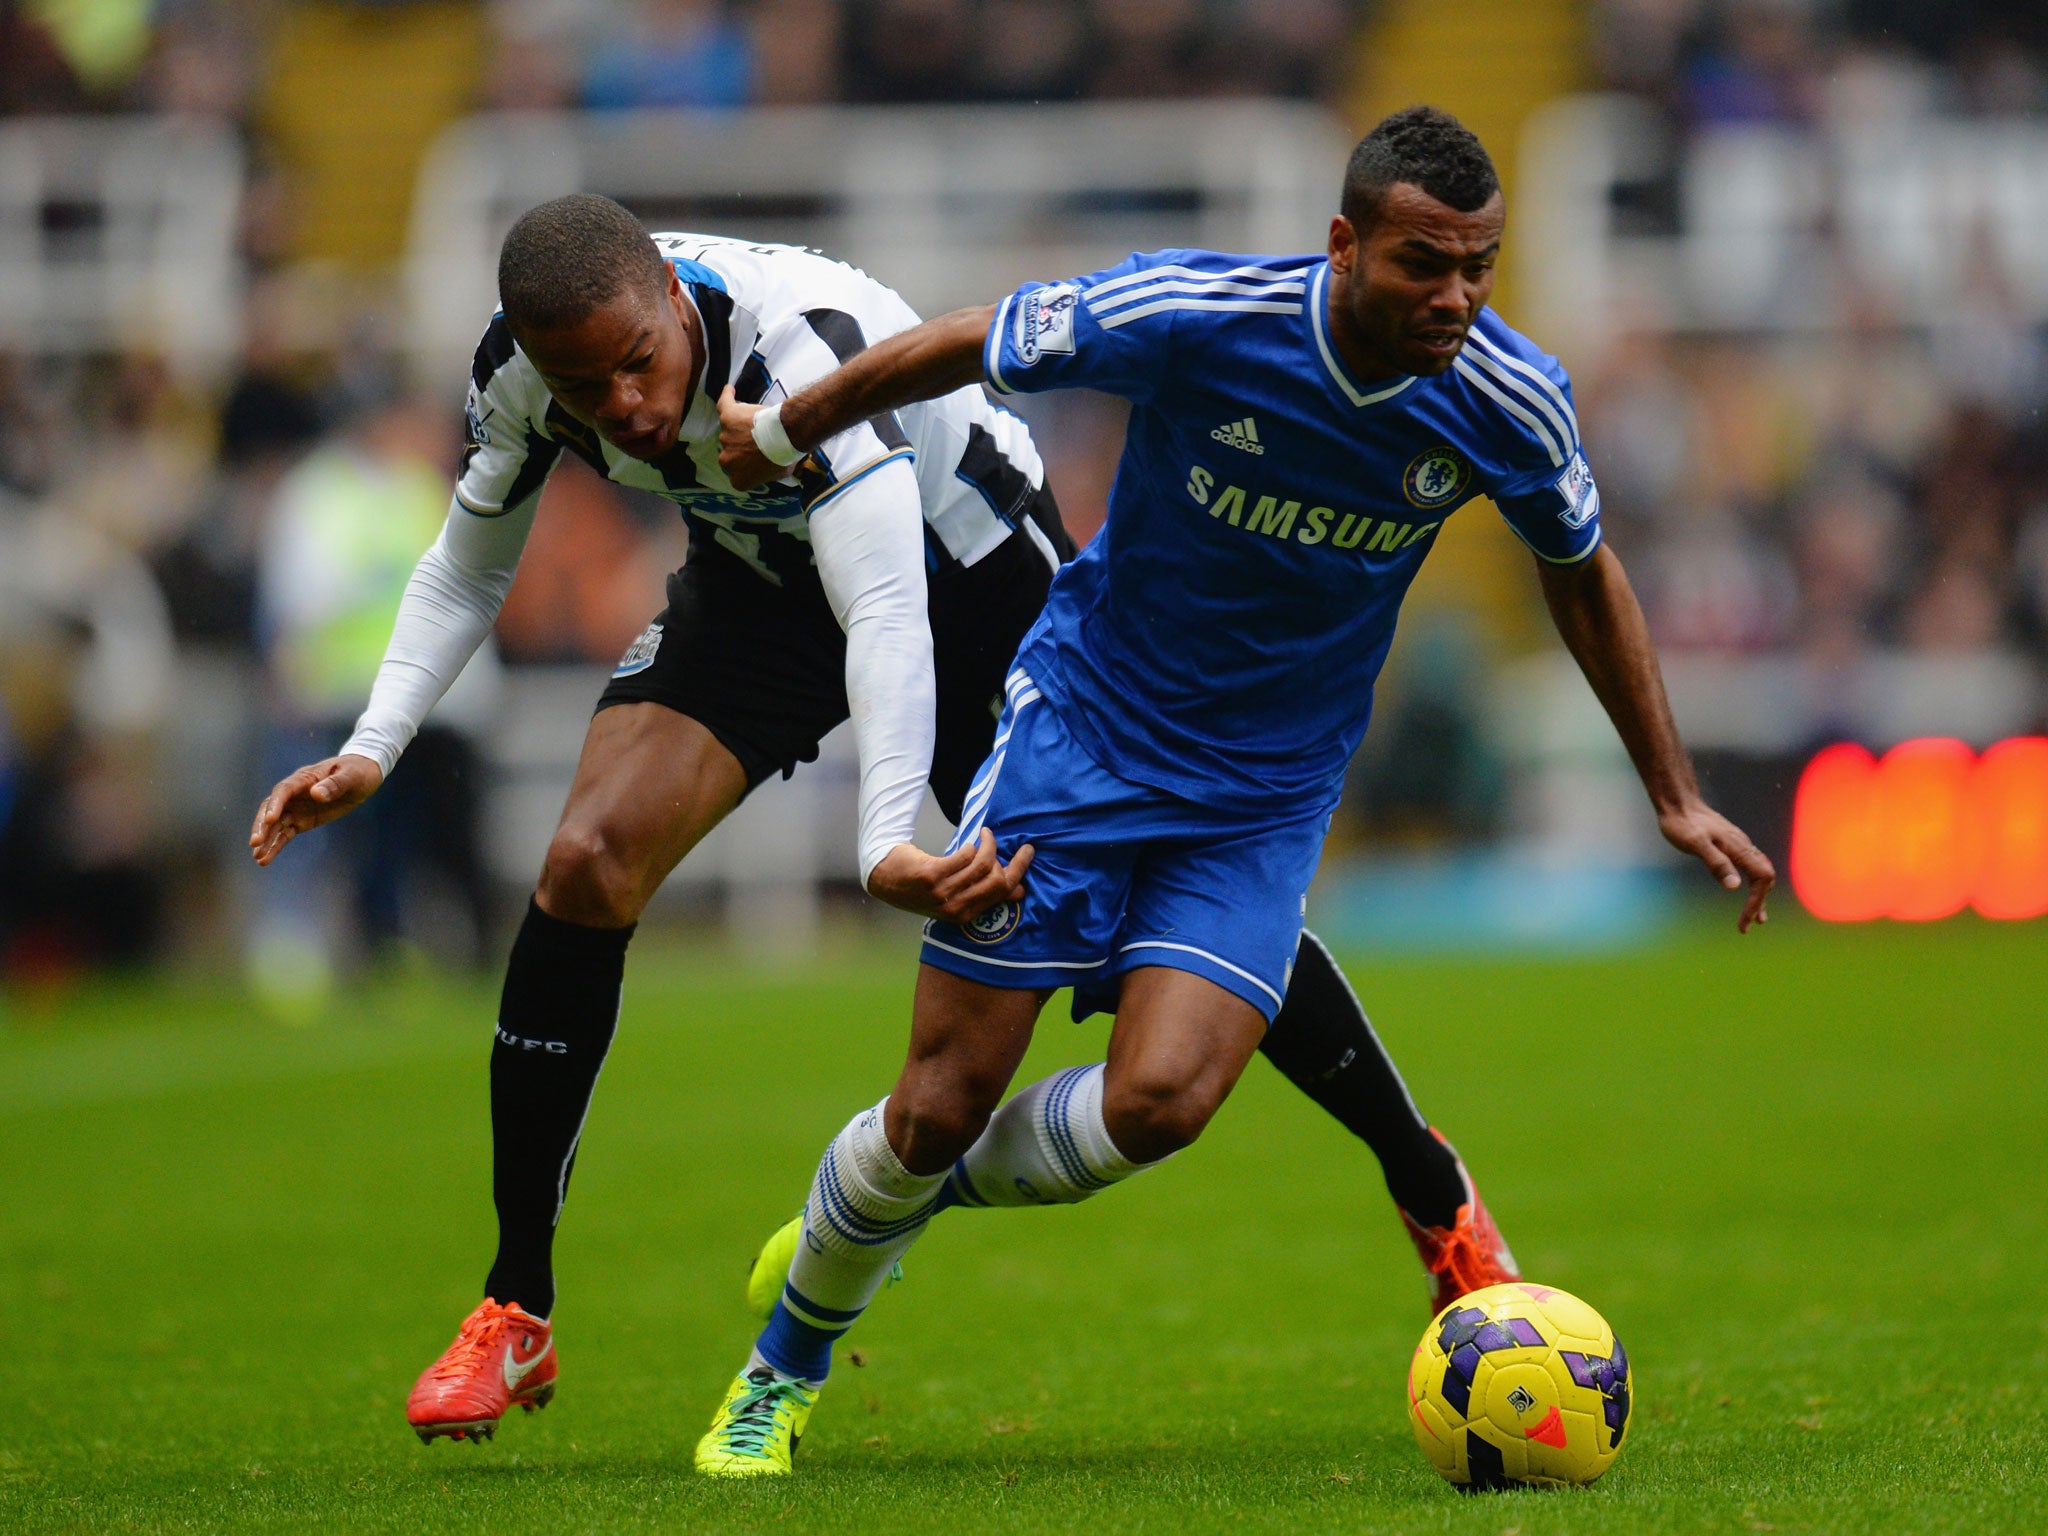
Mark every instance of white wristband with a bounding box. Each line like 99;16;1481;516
751;402;806;466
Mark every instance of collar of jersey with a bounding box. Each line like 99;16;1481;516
675;284;720;445
1308;262;1419;410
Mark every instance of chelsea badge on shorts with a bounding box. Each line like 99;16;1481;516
963;898;1022;944
613;622;664;678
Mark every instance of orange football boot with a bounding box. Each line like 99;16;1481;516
406;1299;556;1443
1399;1128;1521;1316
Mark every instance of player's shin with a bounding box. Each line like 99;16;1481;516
484;897;635;1319
755;1098;946;1383
938;1063;1159;1209
1260;930;1465;1228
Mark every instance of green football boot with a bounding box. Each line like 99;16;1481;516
745;1213;803;1319
694;1366;818;1478
744;1212;904;1321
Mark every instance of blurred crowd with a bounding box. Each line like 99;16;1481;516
1;0;2045;977
1583;325;2048;663
0;0;1369;988
1;0;1368;118
1594;0;2048;124
1578;0;2048;660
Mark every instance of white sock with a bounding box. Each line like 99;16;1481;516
778;1098;946;1333
943;1064;1156;1208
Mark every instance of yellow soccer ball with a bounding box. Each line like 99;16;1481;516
1406;1281;1632;1489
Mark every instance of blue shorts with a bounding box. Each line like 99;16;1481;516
920;671;1330;1023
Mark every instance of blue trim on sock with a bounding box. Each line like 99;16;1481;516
816;1143;942;1246
937;1156;988;1210
783;1279;864;1326
1042;1066;1112;1193
756;1298;842;1382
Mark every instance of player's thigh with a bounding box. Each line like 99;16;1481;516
601;551;851;793
1101;968;1267;1160
542;552;851;924
538;703;750;923
885;964;1051;1174
1112;808;1330;1025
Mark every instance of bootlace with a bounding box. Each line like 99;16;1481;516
1433;1216;1503;1294
427;1304;513;1382
719;1374;810;1456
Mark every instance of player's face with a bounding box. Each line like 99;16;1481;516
1327;184;1505;378
518;272;698;461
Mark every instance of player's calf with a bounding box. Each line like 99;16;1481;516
940;1063;1155;1208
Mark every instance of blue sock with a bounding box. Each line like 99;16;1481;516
753;1291;847;1383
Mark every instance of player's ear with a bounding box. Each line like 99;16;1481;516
1327;215;1357;274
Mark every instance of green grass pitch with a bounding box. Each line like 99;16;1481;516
3;915;2044;1534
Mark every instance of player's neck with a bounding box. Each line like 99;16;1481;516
1323;287;1407;387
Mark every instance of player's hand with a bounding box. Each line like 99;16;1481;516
249;754;384;866
865;831;1035;924
1657;797;1774;932
716;386;783;492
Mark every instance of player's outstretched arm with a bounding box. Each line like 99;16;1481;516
718;305;997;490
249;753;384;866
1536;544;1775;931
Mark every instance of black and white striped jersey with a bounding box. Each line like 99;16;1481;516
456;232;1052;587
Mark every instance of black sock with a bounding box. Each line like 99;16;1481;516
1260;930;1466;1228
483;897;635;1318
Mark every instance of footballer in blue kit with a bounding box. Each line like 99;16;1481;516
925;249;1608;1020
697;106;1775;1476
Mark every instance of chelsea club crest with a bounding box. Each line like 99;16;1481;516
963;899;1022;944
1402;446;1471;510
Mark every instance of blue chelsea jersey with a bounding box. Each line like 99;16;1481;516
984;248;1603;812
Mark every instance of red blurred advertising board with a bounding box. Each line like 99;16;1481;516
1790;738;2048;921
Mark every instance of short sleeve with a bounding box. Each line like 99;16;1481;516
983;252;1182;404
455;317;561;517
756;308;914;511
1478;348;1602;565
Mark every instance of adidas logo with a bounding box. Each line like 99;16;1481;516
1209;416;1265;454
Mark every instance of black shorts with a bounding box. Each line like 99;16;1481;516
596;485;1074;823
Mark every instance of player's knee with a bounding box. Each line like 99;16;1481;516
888;1075;1001;1176
1100;1072;1224;1163
537;822;647;928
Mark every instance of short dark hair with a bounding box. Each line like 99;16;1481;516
1340;106;1499;230
497;192;669;332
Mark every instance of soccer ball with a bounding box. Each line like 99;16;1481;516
1406;1282;1632;1489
